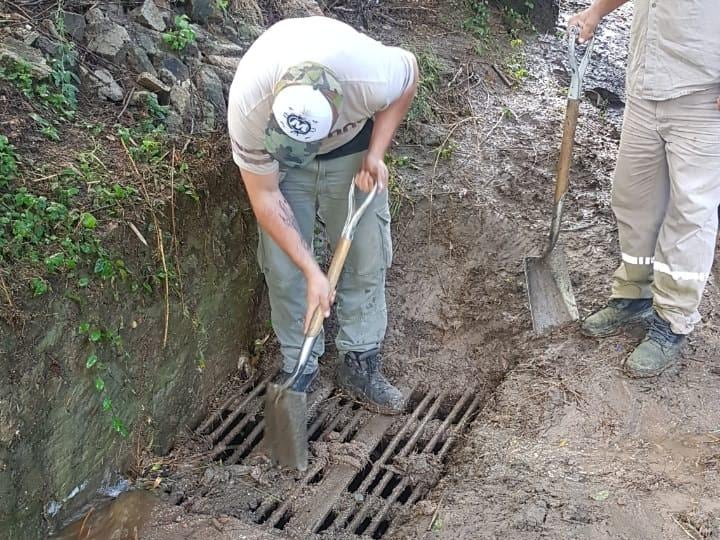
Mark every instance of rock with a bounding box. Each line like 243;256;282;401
186;0;217;24
0;37;52;79
205;54;239;72
196;67;226;118
160;55;190;81
138;72;171;96
165;109;184;133
94;68;124;102
157;67;177;87
130;90;156;107
128;47;157;76
211;66;235;86
200;40;245;57
86;21;131;63
34;36;60;57
133;0;166;32
85;6;106;25
169;80;193;117
275;0;324;18
40;18;61;40
60;10;86;41
199;99;216;131
132;24;162;58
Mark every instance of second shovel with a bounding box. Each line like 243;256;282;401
525;27;595;335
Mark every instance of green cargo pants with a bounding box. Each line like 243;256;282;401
257;151;393;375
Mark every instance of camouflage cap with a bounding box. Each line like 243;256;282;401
264;62;344;168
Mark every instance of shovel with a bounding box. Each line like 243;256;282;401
265;179;378;471
525;26;595;335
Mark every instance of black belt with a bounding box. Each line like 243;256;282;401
317;119;374;161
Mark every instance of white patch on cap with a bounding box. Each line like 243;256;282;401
271;85;333;143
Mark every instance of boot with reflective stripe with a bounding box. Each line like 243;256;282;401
336;349;405;415
624;312;686;378
580;298;653;337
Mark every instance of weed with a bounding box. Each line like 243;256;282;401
464;0;491;39
505;38;529;82
163;15;197;52
0;135;18;187
407;49;441;124
436;140;457;161
30;113;61;141
384;153;414;218
216;0;229;12
30;276;49;296
80;321;131;438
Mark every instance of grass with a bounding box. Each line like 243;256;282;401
407;48;442;125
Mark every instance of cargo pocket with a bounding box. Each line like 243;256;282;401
377;208;393;270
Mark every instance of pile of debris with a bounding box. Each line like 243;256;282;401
0;0;319;134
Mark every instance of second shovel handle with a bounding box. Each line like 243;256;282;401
306;237;352;337
554;98;580;203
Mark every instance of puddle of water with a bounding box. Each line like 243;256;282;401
51;491;158;540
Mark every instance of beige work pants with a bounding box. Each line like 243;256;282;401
610;85;720;334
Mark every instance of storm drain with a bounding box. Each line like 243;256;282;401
195;375;481;538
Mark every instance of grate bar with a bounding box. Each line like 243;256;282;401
338;408;368;442
209;402;261;460
346;391;447;532
195;378;257;435
366;393;482;537
226;418;264;464
265;460;326;527
333;391;434;531
207;373;273;443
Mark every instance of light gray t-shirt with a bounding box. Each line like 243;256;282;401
627;0;720;100
227;16;416;175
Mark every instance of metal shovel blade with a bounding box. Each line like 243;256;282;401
524;245;579;335
264;382;308;471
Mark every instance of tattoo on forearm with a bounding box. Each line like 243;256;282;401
277;198;310;251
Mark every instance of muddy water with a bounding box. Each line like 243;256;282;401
51;492;158;540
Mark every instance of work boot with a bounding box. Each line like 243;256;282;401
273;368;318;393
580;298;653;337
624;312;686;378
336;349;405;415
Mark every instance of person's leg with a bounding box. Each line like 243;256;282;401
317;152;403;413
257;162;324;383
581;95;669;337
625;86;720;377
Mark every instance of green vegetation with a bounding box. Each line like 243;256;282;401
79;321;130;438
407;49;442;124
385;153;416;218
505;38;529;82
501;2;536;37
163;14;197;51
464;0;491;39
0;135;18;188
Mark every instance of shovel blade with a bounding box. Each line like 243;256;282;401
264;383;308;471
525;246;579;335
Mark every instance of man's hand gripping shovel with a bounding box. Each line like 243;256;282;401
264;179;378;471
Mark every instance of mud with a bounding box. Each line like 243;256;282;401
59;0;720;539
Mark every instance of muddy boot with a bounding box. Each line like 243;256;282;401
336;349;405;415
580;298;653;337
273;368;319;393
624;312;686;378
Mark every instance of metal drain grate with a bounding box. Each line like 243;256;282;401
195;378;480;538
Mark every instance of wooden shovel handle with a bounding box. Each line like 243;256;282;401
554;98;580;203
306;237;352;337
